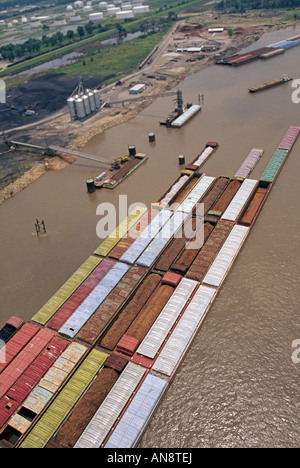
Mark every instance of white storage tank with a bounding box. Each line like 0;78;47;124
107;6;120;13
116;10;134;19
93;89;101;108
67;97;76;120
88;91;96;112
89;12;104;20
75;97;86;119
133;5;149;13
122;3;132;10
66;5;73;11
83;94;91;115
73;0;84;8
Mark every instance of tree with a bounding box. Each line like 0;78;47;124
77;26;85;37
14;44;25;58
116;23;127;42
67;30;74;40
55;32;64;45
85;22;93;35
7;49;15;62
49;35;57;47
42;35;50;47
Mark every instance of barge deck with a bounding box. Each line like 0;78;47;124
248;74;292;93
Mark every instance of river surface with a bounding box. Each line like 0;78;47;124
0;24;300;448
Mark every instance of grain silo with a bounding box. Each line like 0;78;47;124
88;91;96;112
83;94;92;115
67;97;76;120
93;89;101;109
67;78;102;121
75;97;86;119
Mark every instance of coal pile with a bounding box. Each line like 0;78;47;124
0;73;105;131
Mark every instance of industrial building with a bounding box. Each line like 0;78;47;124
129;84;146;95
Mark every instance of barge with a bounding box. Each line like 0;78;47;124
248;74;292;93
216;37;300;66
95;153;147;190
170;105;201;128
0;126;299;449
160;89;201;128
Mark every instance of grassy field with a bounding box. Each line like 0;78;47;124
56;31;167;83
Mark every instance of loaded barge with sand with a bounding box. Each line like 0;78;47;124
0;126;299;449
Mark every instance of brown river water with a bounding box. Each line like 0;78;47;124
0;25;300;448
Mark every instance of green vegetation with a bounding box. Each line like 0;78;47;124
0;21;118;63
55;31;166;84
216;0;300;12
0;5;183;79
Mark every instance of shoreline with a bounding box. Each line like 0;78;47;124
0;14;296;206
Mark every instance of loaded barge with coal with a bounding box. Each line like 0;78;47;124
87;146;147;191
0;126;299;449
248;74;292;93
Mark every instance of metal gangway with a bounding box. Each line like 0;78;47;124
48;145;111;165
9;140;111;165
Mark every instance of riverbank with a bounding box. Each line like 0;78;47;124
0;9;298;205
